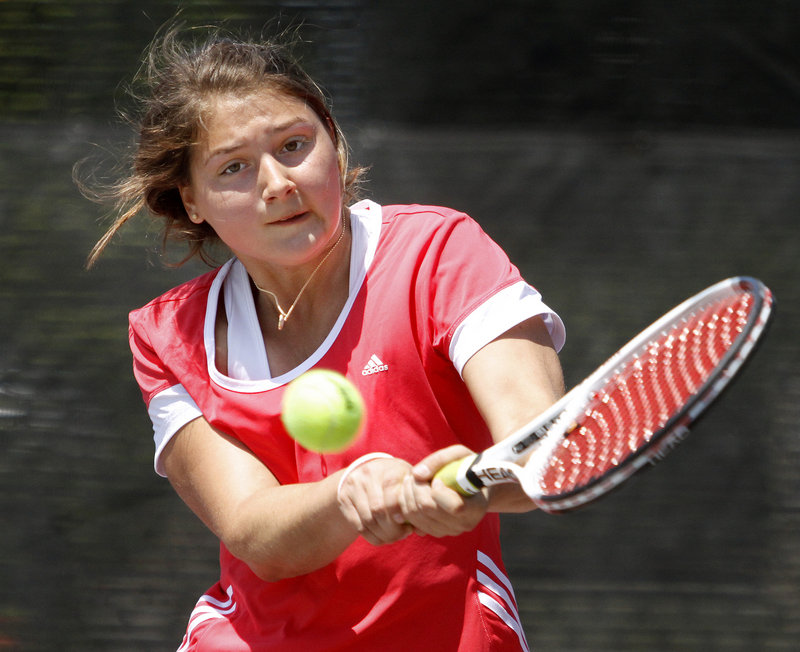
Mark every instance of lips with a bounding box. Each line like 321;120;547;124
274;210;309;224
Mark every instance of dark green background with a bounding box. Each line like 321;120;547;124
1;2;798;650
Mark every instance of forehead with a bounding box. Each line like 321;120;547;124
198;90;319;139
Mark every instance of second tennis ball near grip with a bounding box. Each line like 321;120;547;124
281;369;365;453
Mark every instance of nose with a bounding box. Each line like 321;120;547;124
259;155;296;201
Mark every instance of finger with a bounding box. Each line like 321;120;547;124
398;475;433;529
429;476;474;511
412;444;474;481
400;475;466;538
349;477;413;545
338;479;389;540
337;458;414;544
360;520;412;546
366;493;412;543
409;473;490;538
431;479;488;532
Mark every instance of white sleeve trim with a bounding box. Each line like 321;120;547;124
449;281;566;376
149;384;203;477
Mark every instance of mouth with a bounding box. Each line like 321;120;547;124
273;210;310;225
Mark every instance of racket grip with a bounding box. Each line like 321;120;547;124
433;454;482;496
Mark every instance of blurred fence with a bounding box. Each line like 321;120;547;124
1;2;798;650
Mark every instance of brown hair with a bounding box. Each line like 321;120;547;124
80;25;365;267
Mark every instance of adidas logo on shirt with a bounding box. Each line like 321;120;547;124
362;354;388;376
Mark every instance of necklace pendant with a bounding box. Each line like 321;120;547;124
277;315;287;330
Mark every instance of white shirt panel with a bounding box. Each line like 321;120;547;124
149;384;203;477
449;281;566;376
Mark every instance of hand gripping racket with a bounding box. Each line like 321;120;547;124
436;276;774;513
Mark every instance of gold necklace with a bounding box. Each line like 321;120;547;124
252;217;347;331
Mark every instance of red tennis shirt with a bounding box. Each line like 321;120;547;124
129;201;565;651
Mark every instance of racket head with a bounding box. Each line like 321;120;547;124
527;276;774;513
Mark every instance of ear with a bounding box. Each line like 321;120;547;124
179;184;204;224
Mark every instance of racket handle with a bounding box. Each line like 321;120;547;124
433;454;482;496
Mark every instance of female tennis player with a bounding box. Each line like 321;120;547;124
84;25;566;651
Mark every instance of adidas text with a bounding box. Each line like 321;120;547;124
362;355;389;376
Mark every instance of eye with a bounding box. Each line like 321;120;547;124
221;161;245;176
282;137;309;154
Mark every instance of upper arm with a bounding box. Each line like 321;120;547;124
462;315;565;444
459;316;564;512
161;416;280;545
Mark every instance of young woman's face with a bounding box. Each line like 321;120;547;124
179;90;344;270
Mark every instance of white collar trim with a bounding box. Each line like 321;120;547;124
203;200;382;392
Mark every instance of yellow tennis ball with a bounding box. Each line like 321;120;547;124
281;369;365;452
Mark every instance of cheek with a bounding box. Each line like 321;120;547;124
317;152;345;202
307;137;344;189
199;184;252;215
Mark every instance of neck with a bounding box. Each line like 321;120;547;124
251;216;350;332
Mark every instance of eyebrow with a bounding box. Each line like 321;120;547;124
202;117;315;166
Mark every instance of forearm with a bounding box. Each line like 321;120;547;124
223;471;358;582
163;420;362;582
486;483;538;513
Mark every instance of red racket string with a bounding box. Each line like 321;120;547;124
537;291;755;496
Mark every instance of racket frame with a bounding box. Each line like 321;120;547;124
446;276;773;513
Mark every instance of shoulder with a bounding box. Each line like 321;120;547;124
352;199;479;230
374;203;487;248
380;204;473;228
380;204;501;263
129;266;223;332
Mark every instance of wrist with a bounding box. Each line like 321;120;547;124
336;452;394;500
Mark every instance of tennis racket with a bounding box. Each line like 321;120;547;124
436;276;774;513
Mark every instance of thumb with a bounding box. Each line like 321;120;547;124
412;444;474;481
